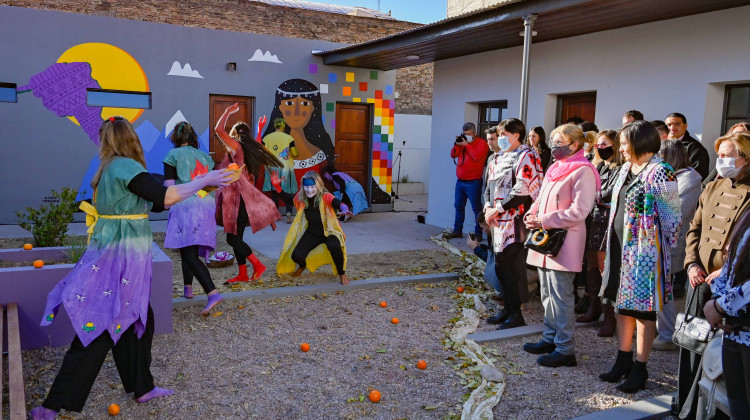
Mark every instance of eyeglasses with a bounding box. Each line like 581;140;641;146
550;142;573;148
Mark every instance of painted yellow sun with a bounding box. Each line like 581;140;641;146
57;42;149;125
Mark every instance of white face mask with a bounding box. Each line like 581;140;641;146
303;184;318;198
716;157;743;179
465;135;474;143
497;135;510;151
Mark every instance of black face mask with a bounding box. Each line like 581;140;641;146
597;146;614;161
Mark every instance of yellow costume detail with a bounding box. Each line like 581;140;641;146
277;193;347;275
80;201;147;243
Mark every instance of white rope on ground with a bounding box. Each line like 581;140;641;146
432;234;505;420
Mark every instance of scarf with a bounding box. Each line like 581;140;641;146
545;149;601;191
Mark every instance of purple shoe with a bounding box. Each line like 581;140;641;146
200;293;223;316
184;285;194;299
31;407;58;420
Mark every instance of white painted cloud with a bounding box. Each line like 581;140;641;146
165;110;188;138
167;61;204;78
247;49;282;64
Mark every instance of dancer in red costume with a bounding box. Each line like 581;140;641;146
215;103;283;284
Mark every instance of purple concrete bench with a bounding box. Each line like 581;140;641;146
0;242;173;351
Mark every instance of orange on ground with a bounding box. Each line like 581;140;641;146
227;163;240;170
391;317;399;324
33;260;44;268
107;403;120;416
417;360;427;370
379;301;387;308
456;286;465;293
368;390;381;403
23;243;33;250
300;343;310;352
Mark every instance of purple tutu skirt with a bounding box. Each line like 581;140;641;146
164;194;217;258
42;241;152;347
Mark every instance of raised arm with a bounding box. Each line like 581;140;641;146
215;103;241;155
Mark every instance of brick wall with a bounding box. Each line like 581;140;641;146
2;0;433;115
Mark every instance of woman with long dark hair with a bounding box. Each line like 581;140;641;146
527;126;551;173
31;117;231;419
215;103;283;284
264;79;333;186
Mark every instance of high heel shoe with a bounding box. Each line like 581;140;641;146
616;360;648;393
599;350;633;383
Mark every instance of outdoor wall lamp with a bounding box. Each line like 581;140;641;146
405;55;420;60
226;62;237;71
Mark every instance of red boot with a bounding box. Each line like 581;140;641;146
224;264;249;284
248;253;266;281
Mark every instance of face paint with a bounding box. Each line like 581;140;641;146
302;178;318;198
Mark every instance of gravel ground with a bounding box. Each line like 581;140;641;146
19;283;467;419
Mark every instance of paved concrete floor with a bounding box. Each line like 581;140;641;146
1;194;448;257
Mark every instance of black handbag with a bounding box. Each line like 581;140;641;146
672;290;716;354
524;228;567;257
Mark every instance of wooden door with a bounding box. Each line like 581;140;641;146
209;94;253;164
559;93;597;125
335;103;371;199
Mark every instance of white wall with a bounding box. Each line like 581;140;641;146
427;5;750;230
393;113;432;186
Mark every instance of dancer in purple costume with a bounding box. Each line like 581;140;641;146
31;117;232;420
163;121;223;315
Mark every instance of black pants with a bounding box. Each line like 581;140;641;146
226;199;254;266
723;338;750;419
270;190;294;214
292;230;345;274
42;307;156;412
677;281;713;419
180;245;216;293
494;242;526;313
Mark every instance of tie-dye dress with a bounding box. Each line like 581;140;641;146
42;158;154;347
163;146;216;258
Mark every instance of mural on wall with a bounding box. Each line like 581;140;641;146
263;79;333;186
167;61;203;78
310;65;395;204
248;49;283;64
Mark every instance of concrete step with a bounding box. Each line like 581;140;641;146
173;272;458;309
468;320;602;344
571;393;675;420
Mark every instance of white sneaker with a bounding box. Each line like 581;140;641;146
652;337;678;351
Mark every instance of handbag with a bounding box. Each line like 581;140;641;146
672;289;716;354
524;228;567;257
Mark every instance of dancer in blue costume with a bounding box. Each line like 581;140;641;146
163;121;223;315
31;117;232;420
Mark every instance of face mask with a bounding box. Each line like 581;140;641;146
497;135;510;151
302;179;318;198
716;157;742;179
597;146;614;160
551;144;573;161
465;135;474;143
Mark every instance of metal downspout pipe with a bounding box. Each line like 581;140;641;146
519;14;537;124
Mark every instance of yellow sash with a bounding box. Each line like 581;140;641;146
79;201;148;243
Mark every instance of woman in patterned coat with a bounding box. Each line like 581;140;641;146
599;121;681;393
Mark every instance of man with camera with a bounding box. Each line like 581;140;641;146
447;122;489;240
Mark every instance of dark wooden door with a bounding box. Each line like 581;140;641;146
559;93;597;125
335;103;371;199
209;94;253;164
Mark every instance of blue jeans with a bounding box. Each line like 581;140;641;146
454;179;483;235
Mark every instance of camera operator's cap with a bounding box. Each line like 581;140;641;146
462;122;476;132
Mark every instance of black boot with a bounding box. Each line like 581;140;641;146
574;294;590;314
616;360;648;393
577;268;603;323
487;309;509;325
523;340;556;354
599;350;633;383
497;312;526;330
598;304;616;337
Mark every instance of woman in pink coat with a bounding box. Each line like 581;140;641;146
523;124;600;368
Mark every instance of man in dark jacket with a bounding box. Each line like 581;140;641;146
666;113;709;179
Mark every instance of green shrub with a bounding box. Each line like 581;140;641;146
399;174;411;183
17;188;79;247
64;236;88;264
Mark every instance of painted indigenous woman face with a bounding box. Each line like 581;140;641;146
303;178;318;198
279;96;314;129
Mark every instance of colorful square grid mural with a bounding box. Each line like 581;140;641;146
318;69;395;195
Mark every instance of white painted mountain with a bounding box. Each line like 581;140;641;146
167;61;204;78
164;110;188;138
247;49;282;64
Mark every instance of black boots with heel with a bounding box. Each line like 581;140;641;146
599;350;633;383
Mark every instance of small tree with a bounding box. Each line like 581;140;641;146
17;187;79;247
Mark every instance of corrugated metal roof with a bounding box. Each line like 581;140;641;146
317;0;750;70
250;0;395;20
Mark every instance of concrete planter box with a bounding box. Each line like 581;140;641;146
392;182;425;195
0;243;173;351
